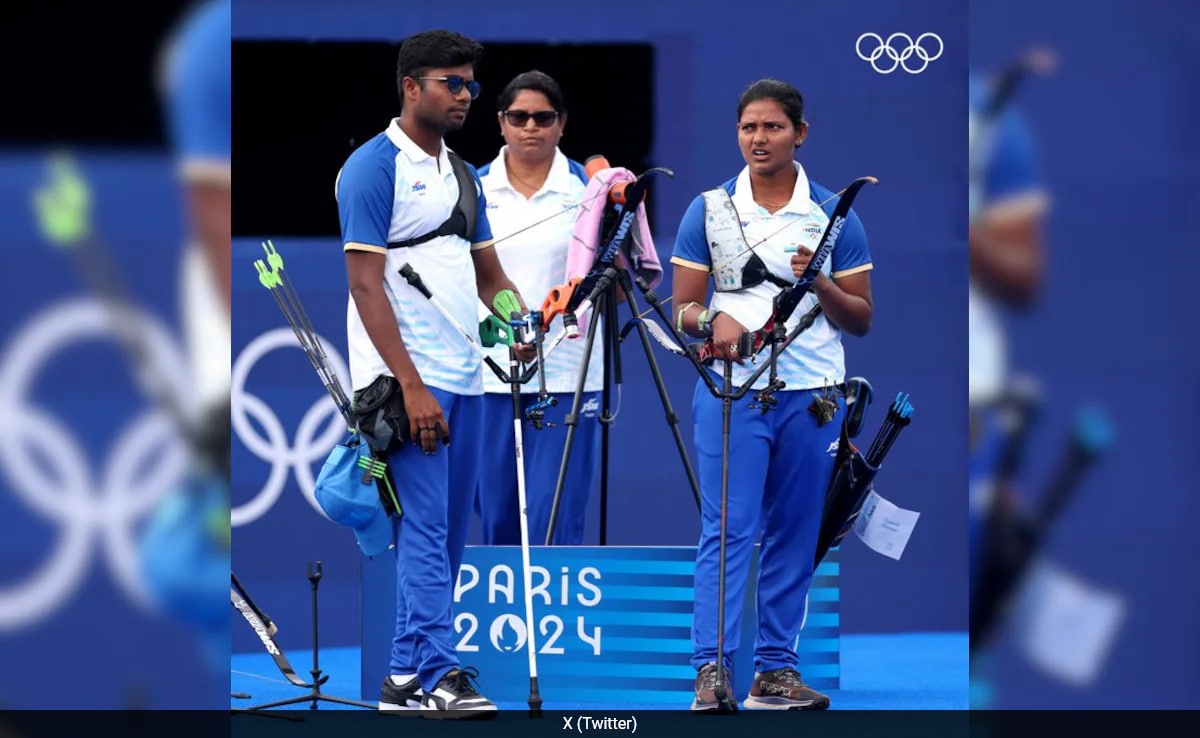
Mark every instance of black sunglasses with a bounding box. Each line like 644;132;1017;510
502;109;561;128
414;75;481;100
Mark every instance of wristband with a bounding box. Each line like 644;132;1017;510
676;301;699;333
492;289;522;320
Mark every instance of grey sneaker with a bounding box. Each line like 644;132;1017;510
692;662;737;712
743;667;831;710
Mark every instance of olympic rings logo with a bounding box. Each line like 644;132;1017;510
0;299;191;631
856;32;944;75
230;327;350;528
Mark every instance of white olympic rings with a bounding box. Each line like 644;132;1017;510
230;327;351;527
0;298;190;631
856;32;944;75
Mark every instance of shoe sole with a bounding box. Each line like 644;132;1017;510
692;699;739;713
419;707;498;721
743;695;830;711
378;700;422;712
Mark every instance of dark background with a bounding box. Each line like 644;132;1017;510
0;2;189;146
232;41;655;236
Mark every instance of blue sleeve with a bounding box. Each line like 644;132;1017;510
568;159;589;185
469;165;494;245
163;0;230;170
670;195;711;270
830;208;872;275
336;150;394;248
985;109;1042;202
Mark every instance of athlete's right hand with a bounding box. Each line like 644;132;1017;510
710;312;748;365
403;383;449;454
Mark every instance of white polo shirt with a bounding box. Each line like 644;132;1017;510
477;147;601;394
670;162;873;391
335;118;494;395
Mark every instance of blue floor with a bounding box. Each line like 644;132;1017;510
232;632;967;710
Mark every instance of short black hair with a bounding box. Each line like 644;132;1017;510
496;70;566;114
737;78;805;128
396;29;485;98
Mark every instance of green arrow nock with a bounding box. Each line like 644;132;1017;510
262;239;285;273
32;151;93;248
254;259;282;289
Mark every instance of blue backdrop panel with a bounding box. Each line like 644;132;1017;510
361;545;840;705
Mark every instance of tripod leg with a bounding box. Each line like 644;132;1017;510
546;289;605;544
599;285;623;545
242;693;375;711
714;361;736;712
616;272;702;510
231;708;305;722
510;354;544;714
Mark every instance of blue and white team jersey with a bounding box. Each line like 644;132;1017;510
476;147;600;394
158;0;231;410
671;162;872;391
335;119;495;395
968;74;1050;406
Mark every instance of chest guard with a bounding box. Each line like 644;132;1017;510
702;187;790;293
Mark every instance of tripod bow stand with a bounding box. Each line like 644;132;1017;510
544;166;702;545
231;566;375;712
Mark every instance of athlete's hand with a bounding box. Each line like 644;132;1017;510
403;383;449;454
512;341;537;364
791;247;814;279
710;312;748;365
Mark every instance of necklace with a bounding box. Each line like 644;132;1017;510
752;172;797;210
506;154;550;192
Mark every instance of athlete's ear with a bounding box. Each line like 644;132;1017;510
795;120;809;148
400;76;421;103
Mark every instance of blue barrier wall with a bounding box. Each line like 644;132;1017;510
231;0;969;655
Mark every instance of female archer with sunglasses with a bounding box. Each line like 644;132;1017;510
473;70;602;547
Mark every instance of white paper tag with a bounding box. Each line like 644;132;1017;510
853;488;920;560
1013;559;1126;687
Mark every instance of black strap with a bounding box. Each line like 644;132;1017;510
387;151;479;249
764;272;791;289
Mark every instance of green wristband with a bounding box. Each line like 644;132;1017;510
492;289;522;321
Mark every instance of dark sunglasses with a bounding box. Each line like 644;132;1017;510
502;109;561;128
414;75;481;100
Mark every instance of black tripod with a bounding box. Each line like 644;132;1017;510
544;172;701;545
234;563;376;712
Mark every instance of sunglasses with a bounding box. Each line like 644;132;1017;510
414;75;481;100
502;109;561;128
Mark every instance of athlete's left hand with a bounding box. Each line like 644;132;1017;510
791;247;814;278
512;342;537;363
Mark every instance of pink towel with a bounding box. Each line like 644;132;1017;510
564;166;663;336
